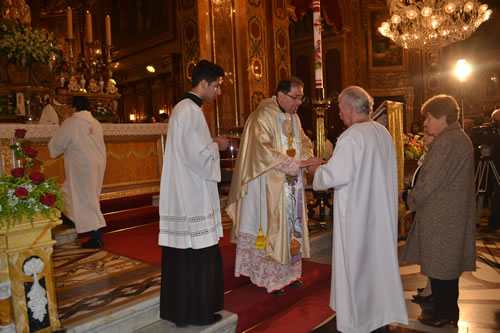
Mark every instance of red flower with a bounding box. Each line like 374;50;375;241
62;64;68;71
29;171;45;185
11;167;24;178
24;147;38;159
83;68;88;73
15;187;29;199
40;193;56;206
15;129;27;138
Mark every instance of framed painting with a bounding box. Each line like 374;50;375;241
367;6;407;71
111;0;176;60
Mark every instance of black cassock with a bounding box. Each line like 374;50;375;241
160;244;224;326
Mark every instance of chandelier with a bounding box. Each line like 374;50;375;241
378;0;493;50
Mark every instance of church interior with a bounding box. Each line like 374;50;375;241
0;0;499;332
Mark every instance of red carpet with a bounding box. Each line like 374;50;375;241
101;222;332;332
101;222;250;291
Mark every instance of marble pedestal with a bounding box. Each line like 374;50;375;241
0;214;62;333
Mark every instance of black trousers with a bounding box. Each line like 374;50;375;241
430;277;459;321
160;244;224;326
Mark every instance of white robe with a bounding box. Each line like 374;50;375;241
48;111;107;233
313;121;408;333
39;101;66;125
158;98;223;249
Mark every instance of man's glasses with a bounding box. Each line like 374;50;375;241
285;93;305;102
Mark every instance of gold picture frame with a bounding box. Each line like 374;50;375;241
367;6;408;72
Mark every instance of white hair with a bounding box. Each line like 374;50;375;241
339;86;373;115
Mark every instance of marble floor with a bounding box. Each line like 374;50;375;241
52;215;500;332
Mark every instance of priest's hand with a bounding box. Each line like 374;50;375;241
307;163;322;175
213;136;230;151
299;156;324;169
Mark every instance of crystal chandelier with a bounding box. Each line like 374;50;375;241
378;0;493;50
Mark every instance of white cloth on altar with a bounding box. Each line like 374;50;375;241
158;98;223;250
313;121;408;333
48;111;107;233
39;101;65;125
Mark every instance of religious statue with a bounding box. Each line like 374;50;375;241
67;76;80;92
2;0;31;25
88;78;99;93
106;79;118;94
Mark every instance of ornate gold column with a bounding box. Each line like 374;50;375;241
0;215;62;332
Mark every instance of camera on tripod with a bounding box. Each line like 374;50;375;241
470;122;500;149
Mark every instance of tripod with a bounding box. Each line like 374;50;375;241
475;144;500;226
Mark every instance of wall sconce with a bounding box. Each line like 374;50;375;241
159;109;165;114
146;65;156;73
129;113;136;122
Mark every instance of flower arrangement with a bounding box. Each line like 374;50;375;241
76;54;89;75
53;49;69;75
403;132;427;160
90;102;117;120
0;129;64;229
94;55;109;79
0;19;61;67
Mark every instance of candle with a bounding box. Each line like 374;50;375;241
66;7;73;39
312;0;323;90
105;15;112;46
86;11;93;43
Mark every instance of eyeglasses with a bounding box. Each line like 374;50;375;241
285;93;305;102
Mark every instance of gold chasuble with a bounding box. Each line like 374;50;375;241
52;103;72;125
227;96;313;265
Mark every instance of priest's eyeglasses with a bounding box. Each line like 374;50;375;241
285;94;305;102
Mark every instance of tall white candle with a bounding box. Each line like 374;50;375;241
66;7;73;39
86;11;93;43
312;0;323;90
105;15;112;46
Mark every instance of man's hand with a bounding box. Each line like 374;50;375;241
307;163;322;175
299;156;324;168
213;136;230;151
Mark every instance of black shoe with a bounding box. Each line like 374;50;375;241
290;280;303;288
61;215;75;228
419;316;457;328
412;293;433;302
272;289;285;296
81;238;104;249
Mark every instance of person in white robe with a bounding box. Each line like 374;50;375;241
309;86;408;332
158;60;229;327
39;87;72;125
227;77;323;295
48;96;107;249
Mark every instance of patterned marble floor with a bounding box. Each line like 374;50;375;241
52;218;500;332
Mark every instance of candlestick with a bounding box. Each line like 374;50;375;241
86;11;93;44
105;15;112;46
66;7;73;39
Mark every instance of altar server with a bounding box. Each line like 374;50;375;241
158;60;229;327
48;95;107;249
309;86;408;332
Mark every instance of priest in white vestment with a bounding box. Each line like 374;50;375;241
48;96;107;249
158;60;229;327
227;77;323;295
310;86;408;332
40;86;72;125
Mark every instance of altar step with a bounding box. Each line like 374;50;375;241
62;225;332;333
53;192;159;245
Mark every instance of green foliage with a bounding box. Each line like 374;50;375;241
404;132;427;160
0;19;61;67
0;129;64;229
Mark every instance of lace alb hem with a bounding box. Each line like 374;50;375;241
235;232;301;292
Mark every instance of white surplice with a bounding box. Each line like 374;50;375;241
313;121;408;333
158;98;223;249
48;111;107;233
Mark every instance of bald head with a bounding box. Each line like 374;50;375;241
492;109;500;124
